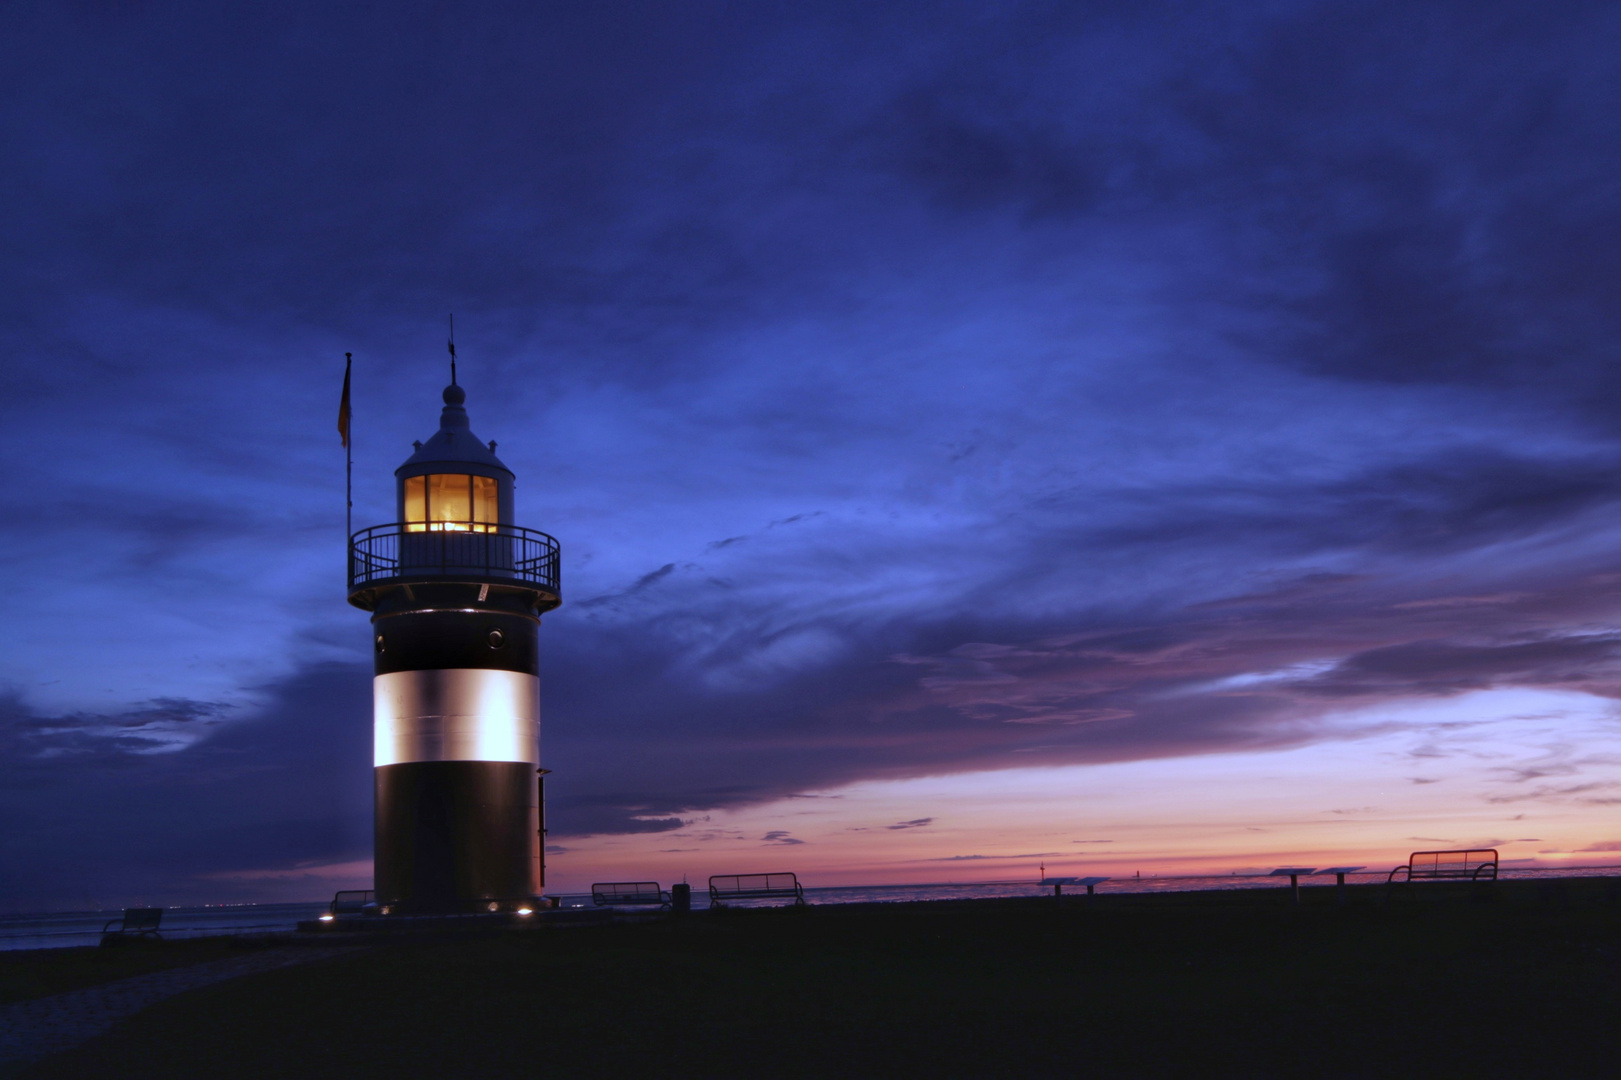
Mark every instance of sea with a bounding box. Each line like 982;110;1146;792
5;865;1617;951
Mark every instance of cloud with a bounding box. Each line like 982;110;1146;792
21;521;1615;906
7;3;1621;905
933;852;1062;862
886;818;934;830
1485;782;1619;805
528;551;1621;840
0;665;372;911
201;859;372;883
761;831;805;846
576;563;678;610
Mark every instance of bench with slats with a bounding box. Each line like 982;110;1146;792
1388;849;1498;884
328;889;376;917
100;907;163;944
708;872;806;908
592;881;672;909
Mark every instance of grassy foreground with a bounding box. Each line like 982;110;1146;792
23;879;1621;1078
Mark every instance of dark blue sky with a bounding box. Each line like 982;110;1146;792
5;2;1621;909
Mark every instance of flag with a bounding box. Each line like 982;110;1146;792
337;353;352;449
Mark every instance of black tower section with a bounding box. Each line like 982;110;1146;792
348;382;560;913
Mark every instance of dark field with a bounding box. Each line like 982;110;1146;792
0;936;253;1006
18;879;1621;1078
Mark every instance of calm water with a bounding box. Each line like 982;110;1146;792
0;902;330;952
6;865;1616;951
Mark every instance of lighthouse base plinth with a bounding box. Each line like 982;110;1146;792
374;760;539;914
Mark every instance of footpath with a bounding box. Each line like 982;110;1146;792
0;945;354;1071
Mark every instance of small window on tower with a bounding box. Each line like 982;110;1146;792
473;475;497;532
404;476;426;532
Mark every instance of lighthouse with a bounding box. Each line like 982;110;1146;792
347;378;560;913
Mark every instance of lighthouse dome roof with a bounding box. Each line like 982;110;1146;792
396;383;512;476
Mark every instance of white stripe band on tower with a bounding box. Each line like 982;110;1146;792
373;669;539;766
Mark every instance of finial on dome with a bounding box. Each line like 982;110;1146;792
443;383;466;405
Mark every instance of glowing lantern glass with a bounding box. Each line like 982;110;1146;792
404;474;498;532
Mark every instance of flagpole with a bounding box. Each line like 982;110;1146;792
343;352;353;548
448;313;457;384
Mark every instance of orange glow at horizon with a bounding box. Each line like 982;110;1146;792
546;687;1621;891
213;687;1621;899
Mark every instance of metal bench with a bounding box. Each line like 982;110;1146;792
323;889;376;921
591;881;672;909
100;907;163;944
1388;849;1498;884
708;872;806;908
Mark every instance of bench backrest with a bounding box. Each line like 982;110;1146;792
1407;849;1497;877
330;889;375;915
709;873;801;897
122;907;162;931
592;881;666;904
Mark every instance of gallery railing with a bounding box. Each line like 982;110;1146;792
348;522;560;594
